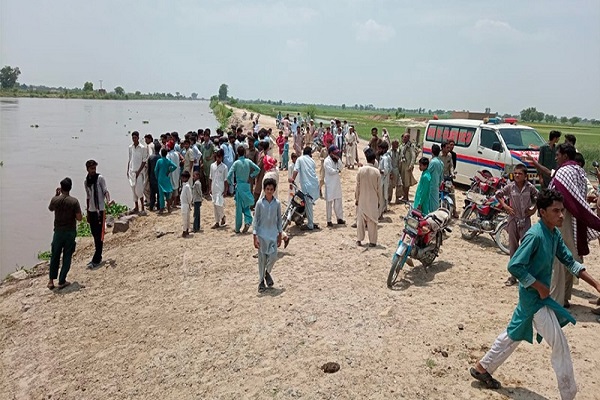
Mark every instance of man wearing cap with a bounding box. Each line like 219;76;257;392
85;160;110;269
324;145;346;227
48;177;82;290
127;131;148;214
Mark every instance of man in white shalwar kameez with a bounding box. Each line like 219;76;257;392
378;141;392;217
324;145;345;227
345;126;358;169
289;147;320;230
167;145;181;202
127;131;148;213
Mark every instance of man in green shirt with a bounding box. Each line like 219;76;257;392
470;189;600;399
536;130;561;189
412;157;431;214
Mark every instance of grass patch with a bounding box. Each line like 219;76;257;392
528;122;600;166
425;358;436;369
37;250;52;261
210;98;233;130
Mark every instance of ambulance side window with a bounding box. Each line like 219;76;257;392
480;128;499;150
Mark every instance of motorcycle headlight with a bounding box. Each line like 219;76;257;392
406;217;420;230
293;195;303;204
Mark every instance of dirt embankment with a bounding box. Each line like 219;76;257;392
1;108;600;400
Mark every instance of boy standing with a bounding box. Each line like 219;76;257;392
253;178;283;293
192;170;203;232
496;163;538;286
413;157;431;214
180;171;192;237
209;149;229;229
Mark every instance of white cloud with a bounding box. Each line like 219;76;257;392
355;19;395;42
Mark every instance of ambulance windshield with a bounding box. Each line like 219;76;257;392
498;128;546;150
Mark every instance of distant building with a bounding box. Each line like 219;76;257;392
451;111;497;120
98;89;107;95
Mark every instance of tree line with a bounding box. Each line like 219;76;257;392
520;107;598;126
0;65;202;101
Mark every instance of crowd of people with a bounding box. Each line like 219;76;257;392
46;113;600;399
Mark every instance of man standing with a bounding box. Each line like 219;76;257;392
200;129;216;195
378;141;392;217
548;144;600;307
289;147;321;230
413;158;431;214
399;132;417;202
227;146;261;233
537;130;561;189
440;141;459;218
143;134;154;201
388;140;402;204
323;145;345;227
48;178;82;290
84;160;110;269
345;126;358;169
356;150;381;246
428;144;443;213
469;189;600;399
127;131;148;214
368;127;381;155
147;142;161;211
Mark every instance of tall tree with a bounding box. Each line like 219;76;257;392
83;81;94;91
191;92;198;100
218;84;228;101
560;116;568;124
0;66;21;89
568;116;581;126
114;86;124;95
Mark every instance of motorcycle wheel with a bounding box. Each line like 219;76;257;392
441;198;454;216
460;208;478;240
387;246;408;289
421;231;442;267
494;219;510;255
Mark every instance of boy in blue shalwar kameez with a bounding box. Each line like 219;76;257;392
253;178;282;293
470;189;600;400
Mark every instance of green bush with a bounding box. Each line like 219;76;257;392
37;250;52;260
106;202;128;217
77;220;91;237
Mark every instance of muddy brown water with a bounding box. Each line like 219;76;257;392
0;98;217;278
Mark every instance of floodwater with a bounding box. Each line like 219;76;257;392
0;98;217;278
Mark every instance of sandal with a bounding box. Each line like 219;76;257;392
470;367;501;389
57;281;71;290
47;282;55;290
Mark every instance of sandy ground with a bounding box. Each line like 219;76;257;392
1;109;600;400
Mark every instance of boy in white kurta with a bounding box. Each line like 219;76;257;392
323;145;345;226
179;171;192;237
209;149;229;229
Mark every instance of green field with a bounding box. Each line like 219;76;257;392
237;102;600;166
236;102;442;141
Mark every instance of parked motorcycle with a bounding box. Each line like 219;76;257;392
387;206;452;288
467;170;507;197
311;137;324;154
282;183;308;231
459;191;510;255
440;175;455;217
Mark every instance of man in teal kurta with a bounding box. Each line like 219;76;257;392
227;146;261;233
413;157;431;214
154;148;178;211
470;189;600;400
427;144;443;213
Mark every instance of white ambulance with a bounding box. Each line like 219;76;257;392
422;118;545;186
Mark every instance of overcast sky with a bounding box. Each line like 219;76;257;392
1;0;599;118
